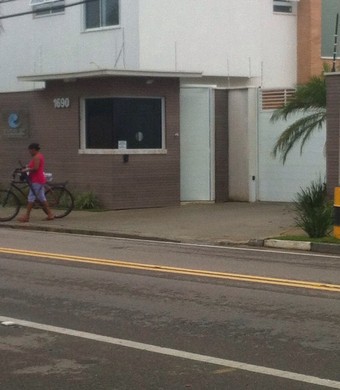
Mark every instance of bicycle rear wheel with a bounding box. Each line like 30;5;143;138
0;190;21;221
45;186;74;218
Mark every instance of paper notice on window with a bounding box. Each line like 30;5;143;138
118;140;127;149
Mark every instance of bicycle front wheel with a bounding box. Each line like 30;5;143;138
45;187;74;218
0;190;21;222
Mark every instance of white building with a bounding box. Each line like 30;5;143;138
0;0;326;207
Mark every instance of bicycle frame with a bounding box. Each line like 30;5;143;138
0;168;74;221
8;174;45;208
8;171;68;209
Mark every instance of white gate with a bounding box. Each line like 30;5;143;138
258;90;326;201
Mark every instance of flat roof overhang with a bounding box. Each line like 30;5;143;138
18;68;203;83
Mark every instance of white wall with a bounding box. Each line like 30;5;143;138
258;111;326;202
0;0;298;92
228;90;326;203
139;0;297;88
0;0;140;92
260;6;297;88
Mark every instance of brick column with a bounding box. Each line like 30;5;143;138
297;0;323;84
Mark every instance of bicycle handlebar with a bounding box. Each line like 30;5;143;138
12;168;27;180
12;161;25;178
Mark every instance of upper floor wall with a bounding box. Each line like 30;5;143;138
0;0;140;91
138;0;298;89
0;0;299;92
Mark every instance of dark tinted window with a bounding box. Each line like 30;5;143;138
85;0;119;29
85;98;163;150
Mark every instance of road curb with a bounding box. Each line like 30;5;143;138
264;238;340;256
247;239;265;247
264;239;311;251
2;223;340;255
0;223;180;243
311;242;340;254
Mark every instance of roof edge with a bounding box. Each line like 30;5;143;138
18;68;203;82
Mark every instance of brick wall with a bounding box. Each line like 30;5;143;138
214;89;228;202
326;74;340;197
297;0;324;84
0;76;181;209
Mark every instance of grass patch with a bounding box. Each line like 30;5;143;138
74;191;101;210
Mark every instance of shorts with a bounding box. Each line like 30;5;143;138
28;183;46;203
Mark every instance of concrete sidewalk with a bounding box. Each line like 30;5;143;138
2;202;301;245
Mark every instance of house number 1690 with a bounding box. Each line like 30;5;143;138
53;97;70;109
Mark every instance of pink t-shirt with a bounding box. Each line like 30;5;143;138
28;153;46;184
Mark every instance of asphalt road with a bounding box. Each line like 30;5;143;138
0;229;339;389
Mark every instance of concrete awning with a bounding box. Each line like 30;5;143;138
18;68;203;82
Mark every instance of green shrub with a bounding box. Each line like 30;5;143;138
294;179;333;238
74;191;101;210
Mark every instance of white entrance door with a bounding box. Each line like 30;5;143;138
180;87;214;201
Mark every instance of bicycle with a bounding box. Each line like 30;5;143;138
0;168;74;222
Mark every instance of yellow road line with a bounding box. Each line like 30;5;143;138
0;246;340;293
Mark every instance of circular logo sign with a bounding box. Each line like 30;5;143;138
8;113;20;129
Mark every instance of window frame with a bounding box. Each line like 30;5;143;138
84;0;120;31
79;96;167;155
273;0;297;14
29;0;58;5
31;0;65;17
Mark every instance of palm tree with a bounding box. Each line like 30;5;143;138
271;70;327;164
